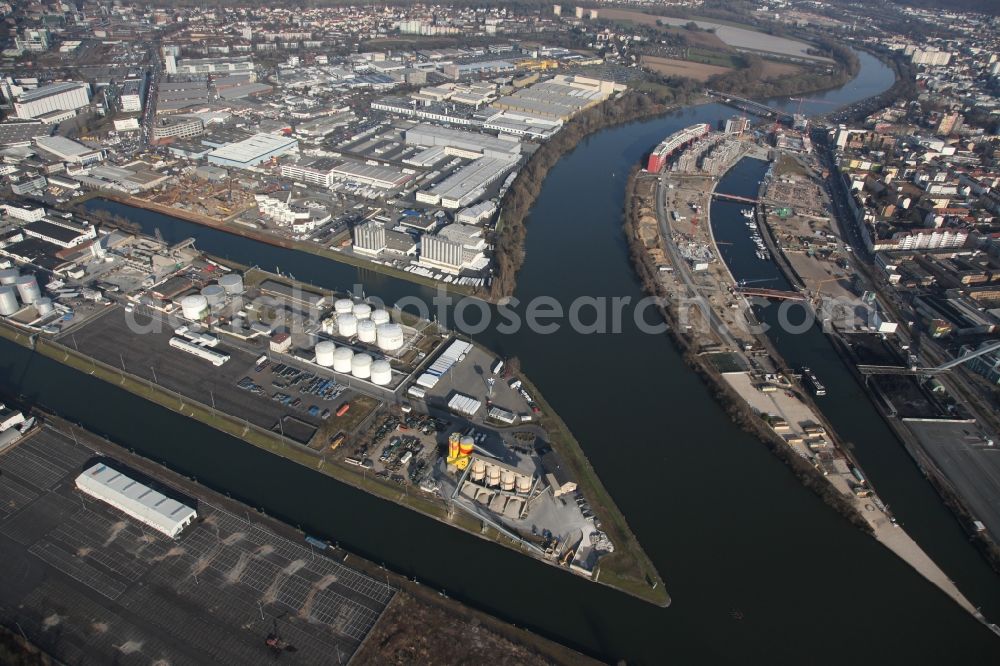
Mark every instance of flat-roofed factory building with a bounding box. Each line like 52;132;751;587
75;462;197;538
14;81;91;119
207;133;298;170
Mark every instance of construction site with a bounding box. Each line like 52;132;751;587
760;154;869;328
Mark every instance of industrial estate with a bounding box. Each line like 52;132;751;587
3;0;1000;663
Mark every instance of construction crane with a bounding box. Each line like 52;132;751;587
811;276;842;303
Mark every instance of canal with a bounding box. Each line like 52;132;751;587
3;49;999;663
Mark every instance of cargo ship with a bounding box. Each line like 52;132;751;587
802;367;826;396
646;123;711;173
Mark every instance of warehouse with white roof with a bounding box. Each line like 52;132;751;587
75;462;197;538
208;133;298;169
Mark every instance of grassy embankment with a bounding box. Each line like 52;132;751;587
516;373;670;607
0;322;667;604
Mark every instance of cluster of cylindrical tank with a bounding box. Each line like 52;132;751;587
471;459;532;493
0;270;44;316
331;305;402;351
313;341;392;384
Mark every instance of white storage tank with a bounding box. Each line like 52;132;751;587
371;309;391;326
376;323;404;351
0;285;18;316
370;360;392;386
181;294;209;320
201;284;226;307
35;297;54;316
15;274;40;304
336;313;357;337
351;353;373;379
334;298;354;314
357;319;377;343
0;268;19;285
516;476;532;494
315;340;336;367
352;303;372;320
218;273;244;295
332;347;354;373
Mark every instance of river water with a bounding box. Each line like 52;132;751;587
4;50;1000;663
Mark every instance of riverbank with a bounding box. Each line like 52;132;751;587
831;333;1000;575
624;157;993;627
622;165;872;531
0;316;667;607
1;406;600;665
73;192;480;300
490;89;709;300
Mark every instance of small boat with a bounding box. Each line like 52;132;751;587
741;208;754;219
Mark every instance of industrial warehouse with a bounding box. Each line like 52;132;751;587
0;426;394;663
0;216;614;580
75;462;197;538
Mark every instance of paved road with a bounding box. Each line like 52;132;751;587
654;175;738;349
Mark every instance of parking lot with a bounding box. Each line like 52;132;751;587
58;306;333;445
0;426;394;664
420;344;534;425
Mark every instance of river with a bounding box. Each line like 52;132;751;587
4;49;999;663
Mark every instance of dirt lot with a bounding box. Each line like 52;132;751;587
353;593;563;666
760;60;804;80
640;55;731;81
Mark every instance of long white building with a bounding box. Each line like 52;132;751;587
14;81;91;119
75;463;197;538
